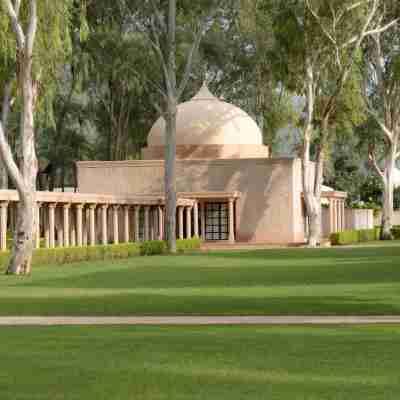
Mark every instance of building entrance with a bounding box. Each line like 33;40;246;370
205;202;229;240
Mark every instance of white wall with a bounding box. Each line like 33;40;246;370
374;211;400;226
346;209;374;230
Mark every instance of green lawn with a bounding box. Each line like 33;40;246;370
0;244;400;316
0;325;399;399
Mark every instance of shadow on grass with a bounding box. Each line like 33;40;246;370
0;292;399;316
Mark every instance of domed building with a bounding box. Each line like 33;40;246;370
142;84;269;160
77;84;349;244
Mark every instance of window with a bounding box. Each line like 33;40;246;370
205;202;229;240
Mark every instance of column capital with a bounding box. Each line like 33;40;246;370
0;201;9;208
48;203;57;209
63;203;71;209
75;203;84;210
101;204;109;210
88;204;97;210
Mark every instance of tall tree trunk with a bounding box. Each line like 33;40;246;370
302;137;322;247
164;0;177;253
6;61;38;275
165;102;177;252
380;150;395;240
1;0;39;275
0;81;12;189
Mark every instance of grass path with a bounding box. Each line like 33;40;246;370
0;244;399;316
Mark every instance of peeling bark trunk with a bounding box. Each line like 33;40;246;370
6;193;35;274
6;63;38;275
0;0;39;275
164;103;177;253
0;81;12;190
165;0;177;253
380;151;395;240
302;137;322;247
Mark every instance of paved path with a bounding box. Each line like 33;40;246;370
1;316;400;326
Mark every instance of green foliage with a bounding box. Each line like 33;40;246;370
0;238;201;268
140;241;167;256
392;226;400;240
330;228;381;246
176;237;202;253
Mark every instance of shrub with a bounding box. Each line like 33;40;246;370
392;226;400;240
330;228;381;245
140;240;167;256
0;238;200;269
176;237;202;252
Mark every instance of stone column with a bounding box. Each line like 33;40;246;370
35;203;41;249
158;206;164;240
150;208;155;240
76;204;83;246
123;206;130;243
193;201;199;238
200;202;206;240
329;198;335;234
89;204;96;246
228;198;235;243
70;207;76;247
341;200;346;231
144;206;150;241
186;206;192;239
134;206;140;242
178;206;184;239
112;205;119;244
49;203;56;248
63;204;70;247
337;200;342;232
0;202;8;251
44;205;50;248
101;205;108;245
334;200;339;233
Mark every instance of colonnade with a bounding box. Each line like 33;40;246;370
0;201;171;251
0;190;238;251
329;198;346;233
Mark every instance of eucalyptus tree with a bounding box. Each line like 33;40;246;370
0;0;72;275
263;0;395;246
145;0;225;253
360;2;400;239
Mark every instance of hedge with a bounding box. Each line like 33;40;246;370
0;237;202;267
330;227;381;246
392;226;400;240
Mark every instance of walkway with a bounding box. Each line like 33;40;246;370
1;316;400;326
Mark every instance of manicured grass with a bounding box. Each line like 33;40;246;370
0;325;399;399
0;244;400;316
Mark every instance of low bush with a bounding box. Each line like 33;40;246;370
392;226;400;240
176;237;202;252
140;240;167;256
330;227;381;245
0;238;201;268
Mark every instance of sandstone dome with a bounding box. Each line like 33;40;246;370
142;84;269;160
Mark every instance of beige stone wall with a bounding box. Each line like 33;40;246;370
142;144;270;160
77;158;303;244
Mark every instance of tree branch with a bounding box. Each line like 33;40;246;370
368;145;386;181
25;0;38;56
0;121;26;193
1;81;13;132
176;27;203;100
2;0;25;49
